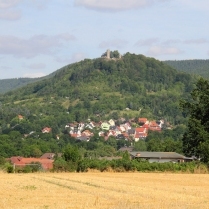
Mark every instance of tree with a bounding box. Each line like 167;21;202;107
63;145;81;163
112;50;120;58
181;78;209;162
53;157;69;172
134;140;147;151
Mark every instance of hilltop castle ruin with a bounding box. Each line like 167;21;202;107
101;50;122;60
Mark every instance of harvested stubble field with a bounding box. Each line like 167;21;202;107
0;172;209;209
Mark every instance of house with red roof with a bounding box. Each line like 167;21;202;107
134;127;148;141
149;121;161;132
9;156;54;170
18;115;24;120
138;118;149;125
82;130;94;137
42;127;52;133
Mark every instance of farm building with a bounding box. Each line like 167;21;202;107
9;156;54;170
129;151;193;163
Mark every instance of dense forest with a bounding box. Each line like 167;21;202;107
0;69;59;94
164;59;209;79
0;52;199;162
1;58;208;94
0;78;41;94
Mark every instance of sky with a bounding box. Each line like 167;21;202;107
0;0;209;79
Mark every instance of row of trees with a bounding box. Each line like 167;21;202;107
52;145;207;173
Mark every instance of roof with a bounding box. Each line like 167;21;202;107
138;118;148;123
149;121;160;127
9;156;54;170
42;127;52;133
135;127;147;133
40;153;55;159
128;128;135;134
18;115;24;119
129;152;186;159
82;130;93;137
77;135;89;141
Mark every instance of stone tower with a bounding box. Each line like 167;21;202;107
107;49;110;59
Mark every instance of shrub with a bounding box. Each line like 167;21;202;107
7;165;14;173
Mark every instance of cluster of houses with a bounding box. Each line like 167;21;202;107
65;118;164;142
7;116;192;172
18;113;165;142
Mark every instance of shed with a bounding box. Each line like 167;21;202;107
129;151;189;163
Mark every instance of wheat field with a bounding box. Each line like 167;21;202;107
0;172;209;209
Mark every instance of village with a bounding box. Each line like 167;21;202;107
7;116;187;172
65;117;164;142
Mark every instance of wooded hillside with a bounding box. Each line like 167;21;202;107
164;59;209;79
0;52;197;158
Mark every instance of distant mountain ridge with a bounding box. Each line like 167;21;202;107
0;77;41;94
0;69;60;94
164;59;209;79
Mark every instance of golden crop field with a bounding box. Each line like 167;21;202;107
0;172;209;209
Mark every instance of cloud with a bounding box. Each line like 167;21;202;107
177;0;209;12
29;0;49;10
0;0;49;20
0;9;21;20
1;65;12;70
99;39;128;48
56;52;86;64
0;0;21;9
136;38;208;51
74;0;166;12
135;38;159;47
147;46;183;56
70;53;86;63
22;72;46;78
23;63;46;69
162;39;181;45
0;33;76;58
0;0;22;20
184;38;209;44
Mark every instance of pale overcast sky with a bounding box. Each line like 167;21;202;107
0;0;209;79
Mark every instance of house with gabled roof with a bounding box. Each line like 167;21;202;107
149;121;161;131
18;115;24;120
42;127;52;133
138;118;149;124
85;121;95;129
82;130;94;137
101;122;110;130
107;130;117;138
9;156;54;170
98;131;105;137
134;127;148;141
108;119;115;126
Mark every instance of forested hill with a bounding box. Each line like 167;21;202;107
0;71;59;94
0;53;196;126
1;58;207;94
0;78;40;94
164;59;209;79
